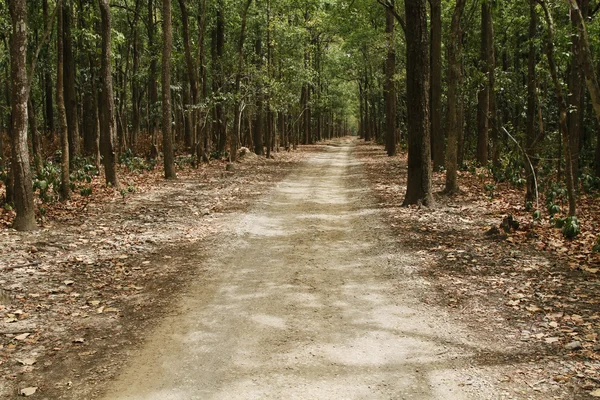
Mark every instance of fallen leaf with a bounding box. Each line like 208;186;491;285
14;333;30;341
20;387;37;396
16;358;36;366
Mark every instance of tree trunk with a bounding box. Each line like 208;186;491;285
28;98;42;174
162;0;176;178
430;0;443;169
98;0;119;186
215;0;226;155
539;1;577;216
147;0;159;157
63;0;79;166
231;0;253;162
385;4;396;157
57;0;70;200
177;0;198;154
444;0;467;194
403;0;433;207
526;0;540;204
476;2;493;165
42;0;54;135
8;0;37;230
567;0;600;179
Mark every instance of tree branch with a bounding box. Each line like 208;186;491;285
376;0;406;33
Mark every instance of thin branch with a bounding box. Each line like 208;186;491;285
375;0;406;33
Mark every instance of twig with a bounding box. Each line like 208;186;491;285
0;330;33;335
0;261;42;272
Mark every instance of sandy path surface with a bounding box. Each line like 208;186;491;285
100;139;501;399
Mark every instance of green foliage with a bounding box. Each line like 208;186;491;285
119;149;157;172
33;160;61;203
561;216;580;240
593;237;600;253
484;183;496;199
532;209;542;221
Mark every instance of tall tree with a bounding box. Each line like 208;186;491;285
430;0;443;169
384;2;396;157
538;0;577;216
63;0;80;165
403;0;433;206
8;0;37;231
162;0;176;178
57;0;70;200
231;0;253;162
98;0;119;186
444;0;467;194
476;1;494;165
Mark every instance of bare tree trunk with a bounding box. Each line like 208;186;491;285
526;0;541;204
42;0;54;135
57;0;70;200
430;0;443;169
162;0;176;178
476;2;493;165
403;0;433;207
63;0;79;166
215;0;226;155
177;0;197;154
539;1;577;216
28;98;42;174
148;0;159;157
8;0;37;230
444;0;467;194
98;0;119;186
385;3;396;157
567;0;600;180
231;0;253;162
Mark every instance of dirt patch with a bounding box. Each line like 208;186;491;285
354;141;600;399
0;149;311;399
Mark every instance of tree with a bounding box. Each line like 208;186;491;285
162;0;176;178
403;0;433;207
384;2;396;157
8;0;37;231
430;0;443;169
476;1;494;165
98;0;119;187
538;0;577;216
57;0;70;200
444;0;467;195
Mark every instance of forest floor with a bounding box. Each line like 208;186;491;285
0;138;599;399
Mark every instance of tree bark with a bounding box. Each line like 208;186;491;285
444;0;467;194
566;0;600;178
57;0;70;200
162;0;176;178
98;0;119;186
403;0;433;207
8;0;37;230
539;1;577;216
231;0;253;162
147;0;159;157
476;2;493;165
385;4;396;157
526;0;540;204
430;0;443;169
42;0;54;135
215;0;226;155
177;0;198;154
63;0;79;165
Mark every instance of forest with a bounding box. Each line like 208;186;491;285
0;0;600;237
4;0;600;397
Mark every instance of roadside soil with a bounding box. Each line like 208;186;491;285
0;149;308;399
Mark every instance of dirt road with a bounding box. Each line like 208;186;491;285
100;139;501;399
